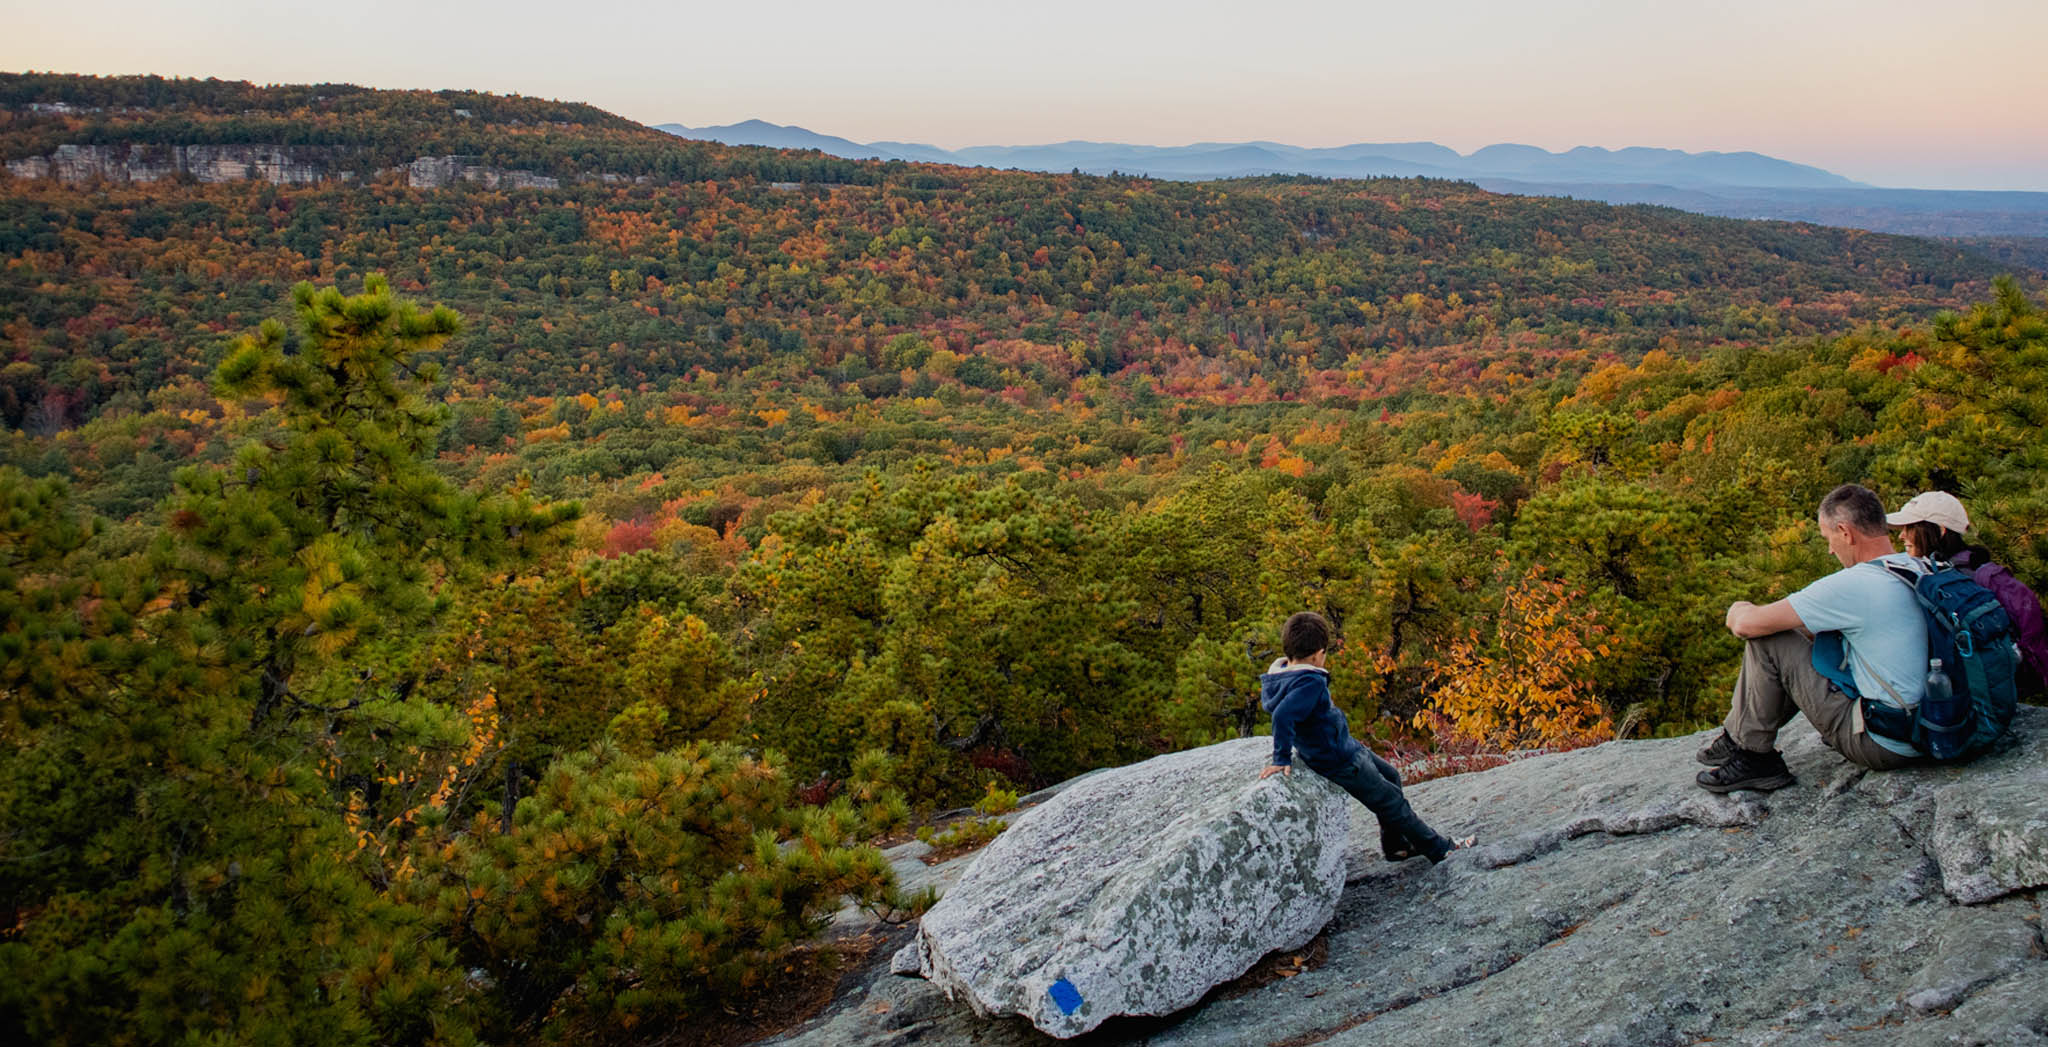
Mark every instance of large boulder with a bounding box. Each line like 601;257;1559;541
768;707;2048;1047
905;737;1352;1037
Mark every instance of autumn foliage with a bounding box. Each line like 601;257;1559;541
1417;561;1615;752
3;74;2047;1047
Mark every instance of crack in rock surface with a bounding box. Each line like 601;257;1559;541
763;708;2048;1046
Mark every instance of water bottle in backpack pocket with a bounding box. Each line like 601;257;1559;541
1916;657;1968;760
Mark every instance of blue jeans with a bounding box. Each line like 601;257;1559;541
1314;749;1450;861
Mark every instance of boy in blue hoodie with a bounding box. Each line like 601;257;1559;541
1258;611;1465;863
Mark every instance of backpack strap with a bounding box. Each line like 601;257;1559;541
1849;643;1920;746
1879;557;1928;588
1851;645;1911;708
1854;558;1927;746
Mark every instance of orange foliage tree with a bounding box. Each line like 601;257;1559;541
1417;560;1614;751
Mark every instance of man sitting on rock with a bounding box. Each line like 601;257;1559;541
1259;611;1467;862
1697;484;1927;792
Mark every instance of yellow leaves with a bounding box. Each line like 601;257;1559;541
1417;563;1614;752
1289;420;1345;448
1563;362;1633;408
1268;454;1312;478
325;684;500;875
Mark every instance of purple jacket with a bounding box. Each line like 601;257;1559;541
1955;550;2048;695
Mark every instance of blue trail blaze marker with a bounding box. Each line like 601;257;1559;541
1048;978;1083;1015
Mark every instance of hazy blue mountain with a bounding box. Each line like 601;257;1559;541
656;121;1862;189
653;119;911;160
1479;179;2048;240
653;120;2046;244
1464;143;1557;171
1463;144;1862;189
862;140;960;164
1311;141;1465;166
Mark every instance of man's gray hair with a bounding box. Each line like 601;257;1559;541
1819;484;1888;537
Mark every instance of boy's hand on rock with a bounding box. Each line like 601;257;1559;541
1259;765;1290;779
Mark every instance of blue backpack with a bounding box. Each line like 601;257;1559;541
1855;559;2022;761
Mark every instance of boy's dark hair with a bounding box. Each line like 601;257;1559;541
1282;612;1330;661
1819;484;1888;537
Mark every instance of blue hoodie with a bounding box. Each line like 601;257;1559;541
1259;658;1363;773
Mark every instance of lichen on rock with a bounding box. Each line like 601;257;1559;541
910;737;1351;1038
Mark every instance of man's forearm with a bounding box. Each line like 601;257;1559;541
1726;598;1806;639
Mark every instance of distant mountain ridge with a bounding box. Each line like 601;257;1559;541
654;120;2048;249
654;120;1864;191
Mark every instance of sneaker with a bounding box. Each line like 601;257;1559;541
1695;748;1795;793
1695;731;1740;767
1426;835;1477;864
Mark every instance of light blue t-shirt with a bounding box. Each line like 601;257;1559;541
1789;552;1928;757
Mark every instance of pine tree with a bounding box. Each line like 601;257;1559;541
0;468;113;733
607;609;748;754
161;275;576;726
0;278;576;1045
413;741;897;1034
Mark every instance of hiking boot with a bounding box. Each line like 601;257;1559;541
1695;731;1740;767
1695;748;1795;793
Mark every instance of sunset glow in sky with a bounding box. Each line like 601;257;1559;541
7;0;2046;190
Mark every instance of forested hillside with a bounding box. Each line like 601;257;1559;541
3;74;2045;1044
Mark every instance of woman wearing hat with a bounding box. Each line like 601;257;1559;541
1888;491;2048;696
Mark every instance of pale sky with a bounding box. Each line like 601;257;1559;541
7;0;2047;190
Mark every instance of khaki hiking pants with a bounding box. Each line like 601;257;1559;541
1723;630;1921;771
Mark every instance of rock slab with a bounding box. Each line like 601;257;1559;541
770;707;2048;1047
909;737;1350;1037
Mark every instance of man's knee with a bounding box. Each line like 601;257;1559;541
1739;631;1819;691
1745;630;1809;658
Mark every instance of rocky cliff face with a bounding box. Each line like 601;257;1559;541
4;143;579;190
773;707;2048;1046
401;155;558;190
6;144;339;185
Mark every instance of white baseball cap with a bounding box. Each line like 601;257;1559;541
1885;491;1970;534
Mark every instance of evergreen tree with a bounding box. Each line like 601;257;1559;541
1;278;576;1045
160;276;576;726
412;741;896;1035
0;468;114;732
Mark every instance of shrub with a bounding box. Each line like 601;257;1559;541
972;783;1020;817
417;742;894;1035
